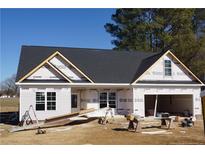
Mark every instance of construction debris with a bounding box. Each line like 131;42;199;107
48;127;73;133
141;130;173;135
181;117;194;127
10;108;96;132
36;127;46;135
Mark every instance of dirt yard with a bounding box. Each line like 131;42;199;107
0;98;205;145
0;117;205;145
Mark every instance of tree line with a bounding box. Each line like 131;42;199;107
105;9;205;80
0;74;19;97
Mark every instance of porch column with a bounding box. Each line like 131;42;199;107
154;95;158;117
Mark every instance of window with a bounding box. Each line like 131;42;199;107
71;94;78;108
99;92;116;108
100;92;107;108
36;92;45;111
164;60;172;76
108;92;116;108
47;92;56;110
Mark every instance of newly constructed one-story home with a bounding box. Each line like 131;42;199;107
16;45;204;120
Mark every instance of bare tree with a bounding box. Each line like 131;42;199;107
0;74;19;97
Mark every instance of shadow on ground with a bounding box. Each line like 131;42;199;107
66;117;98;126
112;128;128;131
0;112;19;125
112;125;164;132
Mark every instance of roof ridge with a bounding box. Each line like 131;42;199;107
21;45;158;55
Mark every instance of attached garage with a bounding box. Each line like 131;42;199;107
133;86;202;117
145;94;193;117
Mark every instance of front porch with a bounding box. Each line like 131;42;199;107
70;87;133;115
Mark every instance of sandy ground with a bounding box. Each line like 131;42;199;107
0;98;205;144
0;117;205;145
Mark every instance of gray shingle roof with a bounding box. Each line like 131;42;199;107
16;45;163;83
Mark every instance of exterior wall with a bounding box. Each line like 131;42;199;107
139;54;193;81
80;90;99;110
19;84;202;120
117;89;133;114
20;85;71;120
133;85;202;117
80;89;133;115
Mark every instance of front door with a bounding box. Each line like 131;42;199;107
71;93;80;112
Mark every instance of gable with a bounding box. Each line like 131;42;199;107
136;52;202;84
21;52;92;83
49;55;89;81
27;64;63;80
16;46;203;84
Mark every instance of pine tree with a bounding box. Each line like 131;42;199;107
105;9;205;79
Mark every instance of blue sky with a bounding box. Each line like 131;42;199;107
0;8;115;82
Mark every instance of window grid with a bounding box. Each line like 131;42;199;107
164;60;172;76
100;92;107;108
99;92;116;108
47;92;56;110
36;92;45;111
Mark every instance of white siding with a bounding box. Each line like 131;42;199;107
133;86;202;117
140;54;193;81
19;86;71;120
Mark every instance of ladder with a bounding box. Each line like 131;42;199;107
19;105;39;127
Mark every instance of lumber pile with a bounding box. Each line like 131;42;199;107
10;108;96;132
44;108;95;123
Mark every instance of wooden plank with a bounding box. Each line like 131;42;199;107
10;108;96;132
154;95;158;117
45;108;95;123
10;122;44;132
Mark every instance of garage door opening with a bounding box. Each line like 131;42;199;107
145;95;193;117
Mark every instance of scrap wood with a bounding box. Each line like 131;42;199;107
141;130;172;135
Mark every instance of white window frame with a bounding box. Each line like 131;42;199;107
35;91;56;111
47;92;56;110
99;91;117;108
164;59;172;76
36;92;45;111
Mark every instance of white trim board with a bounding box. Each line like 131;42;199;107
16;82;203;87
